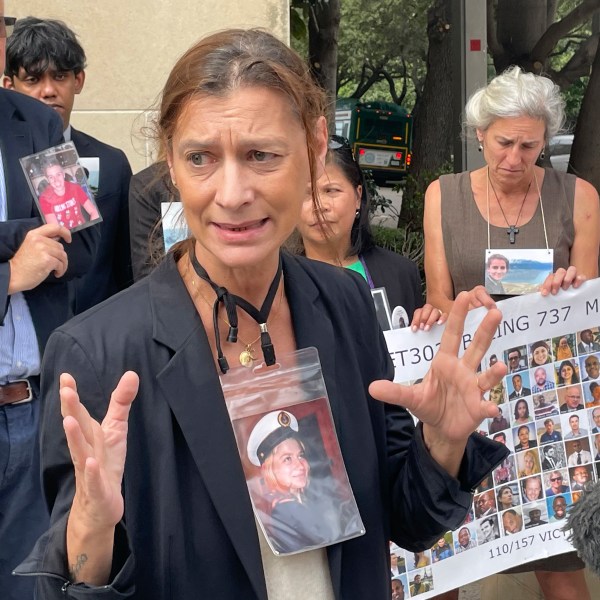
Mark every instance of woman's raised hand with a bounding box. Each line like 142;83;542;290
370;291;506;476
61;371;139;534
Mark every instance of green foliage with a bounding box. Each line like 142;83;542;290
290;7;307;41
561;77;588;130
372;224;424;266
337;0;430;108
363;170;400;220
398;162;453;231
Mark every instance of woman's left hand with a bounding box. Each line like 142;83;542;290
369;291;507;476
410;303;447;332
540;265;585;296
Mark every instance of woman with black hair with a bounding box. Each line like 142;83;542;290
297;135;442;329
513;398;531;424
557;360;580;386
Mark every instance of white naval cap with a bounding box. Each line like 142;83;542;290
247;410;299;467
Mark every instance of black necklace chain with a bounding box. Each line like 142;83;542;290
189;247;282;374
488;175;531;244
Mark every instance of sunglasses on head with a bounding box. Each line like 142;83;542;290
328;134;362;176
328;134;351;151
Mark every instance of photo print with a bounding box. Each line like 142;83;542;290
484;249;553;296
19;141;102;232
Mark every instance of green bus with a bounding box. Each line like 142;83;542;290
334;98;413;185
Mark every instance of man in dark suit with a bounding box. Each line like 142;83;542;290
4;17;132;313
542;447;559;471
577;329;600;354
591;407;600;434
581;354;600;382
509;373;531;399
0;6;98;598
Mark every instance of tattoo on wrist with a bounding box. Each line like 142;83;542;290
69;553;88;581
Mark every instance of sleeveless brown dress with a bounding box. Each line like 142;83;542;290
440;169;575;297
440;168;583;572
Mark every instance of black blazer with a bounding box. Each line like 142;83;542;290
24;254;506;599
70;128;132;313
578;341;600;354
362;245;423;320
0;90;99;351
509;388;531;399
128;161;178;281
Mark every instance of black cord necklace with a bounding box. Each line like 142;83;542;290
488;174;531;244
189;246;282;374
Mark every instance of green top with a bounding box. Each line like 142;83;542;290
345;258;367;282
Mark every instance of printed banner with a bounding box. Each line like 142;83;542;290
384;280;600;598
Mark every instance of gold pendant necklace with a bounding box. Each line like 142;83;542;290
239;345;256;367
186;261;283;368
237;332;261;368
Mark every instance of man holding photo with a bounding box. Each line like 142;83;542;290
0;5;98;598
4;17;132;313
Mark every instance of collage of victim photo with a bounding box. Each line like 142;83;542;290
472;327;600;540
389;327;600;595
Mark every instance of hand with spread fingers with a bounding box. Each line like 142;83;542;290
369;291;507;476
60;371;139;584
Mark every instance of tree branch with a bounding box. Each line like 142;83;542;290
486;0;503;57
380;69;401;104
531;0;600;65
550;32;600;89
547;0;559;27
350;63;382;98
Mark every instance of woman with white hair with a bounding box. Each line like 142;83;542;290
424;66;596;600
424;66;598;315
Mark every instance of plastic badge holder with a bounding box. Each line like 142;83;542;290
19;141;103;233
222;346;365;556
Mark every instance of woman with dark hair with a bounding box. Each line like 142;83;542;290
297;135;441;329
530;340;552;368
497;485;515;511
557;360;579;386
18;29;507;600
513;398;531;424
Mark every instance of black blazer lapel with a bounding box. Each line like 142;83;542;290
2;113;36;219
149;259;267;600
283;255;340;429
282;255;344;596
70;128;92;154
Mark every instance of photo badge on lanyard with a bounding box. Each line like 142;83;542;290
484;249;554;296
221;347;365;556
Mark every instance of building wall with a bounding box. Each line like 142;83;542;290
5;0;290;172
